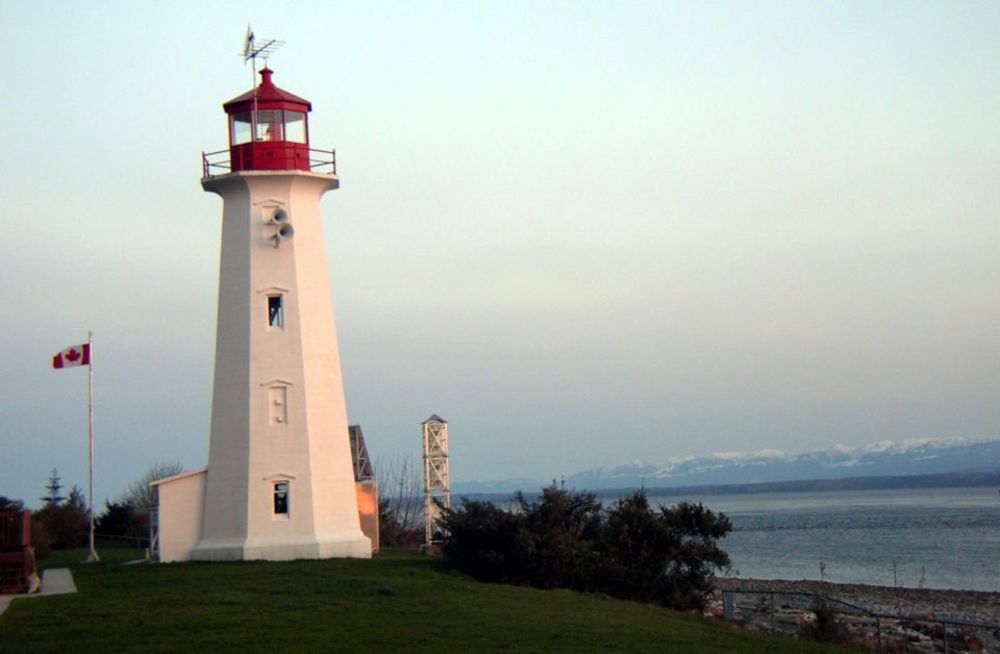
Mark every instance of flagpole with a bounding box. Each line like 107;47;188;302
85;331;99;563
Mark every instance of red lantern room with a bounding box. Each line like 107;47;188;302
203;67;335;176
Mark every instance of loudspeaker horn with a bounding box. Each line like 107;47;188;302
272;223;295;247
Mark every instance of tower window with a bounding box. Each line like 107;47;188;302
268;295;284;328
273;482;289;515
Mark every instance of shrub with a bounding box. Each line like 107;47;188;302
95;500;144;542
800;599;849;644
441;499;529;583
598;491;674;601
34;485;88;550
30;520;52;560
440;486;732;611
523;488;604;589
657;502;732;610
34;504;87;550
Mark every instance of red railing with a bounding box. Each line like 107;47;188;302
201;147;337;178
202;149;230;178
307;148;337;174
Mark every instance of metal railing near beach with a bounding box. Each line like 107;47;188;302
720;587;1000;653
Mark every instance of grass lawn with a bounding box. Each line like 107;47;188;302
1;551;850;653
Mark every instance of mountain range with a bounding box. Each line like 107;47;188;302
452;437;1000;494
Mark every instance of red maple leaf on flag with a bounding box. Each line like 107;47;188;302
53;342;90;369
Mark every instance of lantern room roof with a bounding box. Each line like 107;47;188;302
223;67;312;114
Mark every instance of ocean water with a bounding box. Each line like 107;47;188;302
640;487;1000;592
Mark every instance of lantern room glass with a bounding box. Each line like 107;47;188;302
231;109;309;145
231;112;253;145
255;110;283;141
284;111;307;143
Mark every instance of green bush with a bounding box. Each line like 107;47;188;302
30;518;52;560
34;487;89;551
800;599;849;644
440;499;530;583
440;486;732;611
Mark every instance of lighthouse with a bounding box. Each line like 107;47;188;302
167;67;371;561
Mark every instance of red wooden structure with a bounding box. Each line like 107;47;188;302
0;510;33;594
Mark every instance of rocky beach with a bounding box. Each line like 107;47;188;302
709;577;1000;652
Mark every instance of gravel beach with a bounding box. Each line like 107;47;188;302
710;578;1000;652
716;578;1000;626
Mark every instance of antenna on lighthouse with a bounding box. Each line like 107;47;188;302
240;25;285;143
240;25;285;87
241;24;284;65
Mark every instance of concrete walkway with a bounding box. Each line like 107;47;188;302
0;568;77;618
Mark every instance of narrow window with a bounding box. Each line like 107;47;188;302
268;295;283;329
273;482;289;515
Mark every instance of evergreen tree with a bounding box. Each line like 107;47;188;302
67;485;87;510
35;484;88;550
41;468;65;507
95;500;135;538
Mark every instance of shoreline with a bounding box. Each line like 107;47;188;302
711;577;1000;652
715;577;1000;628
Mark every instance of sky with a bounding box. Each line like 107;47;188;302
2;1;998;508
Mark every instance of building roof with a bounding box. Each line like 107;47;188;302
223;68;312;113
149;467;208;487
423;414;447;424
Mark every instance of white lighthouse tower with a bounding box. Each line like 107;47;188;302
185;66;370;561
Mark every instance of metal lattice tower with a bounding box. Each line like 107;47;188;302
422;414;450;546
348;425;374;481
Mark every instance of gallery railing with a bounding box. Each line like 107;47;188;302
201;147;337;178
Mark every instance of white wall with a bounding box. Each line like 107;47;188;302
154;469;207;563
193;170;370;561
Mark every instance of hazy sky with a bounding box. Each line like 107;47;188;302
2;1;998;507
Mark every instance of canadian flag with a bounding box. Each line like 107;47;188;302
53;343;91;369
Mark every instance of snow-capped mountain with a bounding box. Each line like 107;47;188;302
563;437;1000;491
